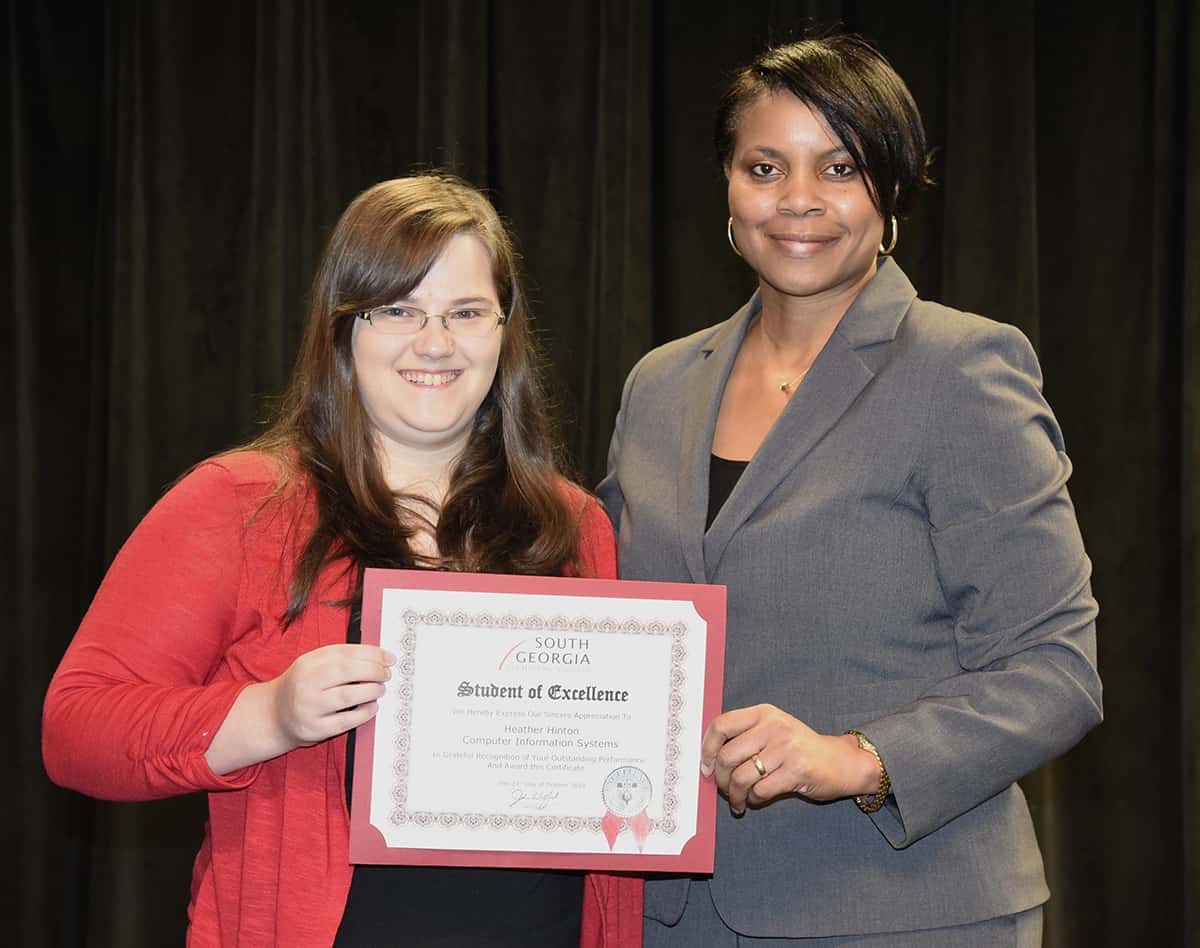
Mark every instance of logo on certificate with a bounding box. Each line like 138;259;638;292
602;766;652;816
600;766;653;851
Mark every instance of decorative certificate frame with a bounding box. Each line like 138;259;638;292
349;569;726;873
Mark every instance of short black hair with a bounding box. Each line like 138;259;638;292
714;36;933;220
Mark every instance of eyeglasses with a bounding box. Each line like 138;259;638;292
354;304;509;337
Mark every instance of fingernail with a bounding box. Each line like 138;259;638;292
732;807;744;818
383;651;397;664
700;762;713;778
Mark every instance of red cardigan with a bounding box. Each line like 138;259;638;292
43;452;643;947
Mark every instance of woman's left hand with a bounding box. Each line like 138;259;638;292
700;704;879;815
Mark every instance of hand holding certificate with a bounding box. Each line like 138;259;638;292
349;569;726;872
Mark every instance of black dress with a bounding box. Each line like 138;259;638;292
706;455;750;530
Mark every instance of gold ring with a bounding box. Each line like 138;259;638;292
752;755;767;778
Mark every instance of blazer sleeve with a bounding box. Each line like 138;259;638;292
854;322;1103;848
595;354;645;532
42;461;265;801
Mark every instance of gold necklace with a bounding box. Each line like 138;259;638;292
756;318;810;394
779;369;808;394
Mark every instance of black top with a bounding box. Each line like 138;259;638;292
707;454;750;531
335;609;583;947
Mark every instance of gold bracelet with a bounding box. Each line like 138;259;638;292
846;730;891;814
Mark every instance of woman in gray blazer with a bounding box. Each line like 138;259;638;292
598;36;1101;946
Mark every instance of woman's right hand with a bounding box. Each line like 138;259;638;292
206;644;396;775
270;644;396;748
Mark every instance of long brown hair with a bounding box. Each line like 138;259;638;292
249;174;580;622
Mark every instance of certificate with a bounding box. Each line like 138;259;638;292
348;568;726;873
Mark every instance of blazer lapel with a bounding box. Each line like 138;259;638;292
676;296;761;584
702;258;918;577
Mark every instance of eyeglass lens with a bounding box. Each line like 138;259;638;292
363;306;502;336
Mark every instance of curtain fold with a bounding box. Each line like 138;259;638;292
940;0;1039;342
1177;2;1199;944
239;0;341;427
5;2;107;944
414;0;493;179
490;0;655;477
8;2;1196;944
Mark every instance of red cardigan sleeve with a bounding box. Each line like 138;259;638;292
43;460;265;800
575;494;618;581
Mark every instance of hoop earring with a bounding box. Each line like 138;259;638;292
727;217;743;258
879;215;898;256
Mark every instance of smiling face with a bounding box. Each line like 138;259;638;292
351;231;503;465
727;91;884;305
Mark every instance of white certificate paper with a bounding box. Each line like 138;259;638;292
349;569;726;872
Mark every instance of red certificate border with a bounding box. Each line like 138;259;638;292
349;568;726;873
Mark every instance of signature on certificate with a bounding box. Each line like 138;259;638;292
509;788;561;811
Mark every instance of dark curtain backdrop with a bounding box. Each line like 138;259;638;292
5;1;1197;944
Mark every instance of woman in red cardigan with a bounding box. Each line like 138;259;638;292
43;175;642;947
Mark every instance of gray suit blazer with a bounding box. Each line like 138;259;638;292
597;259;1102;938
